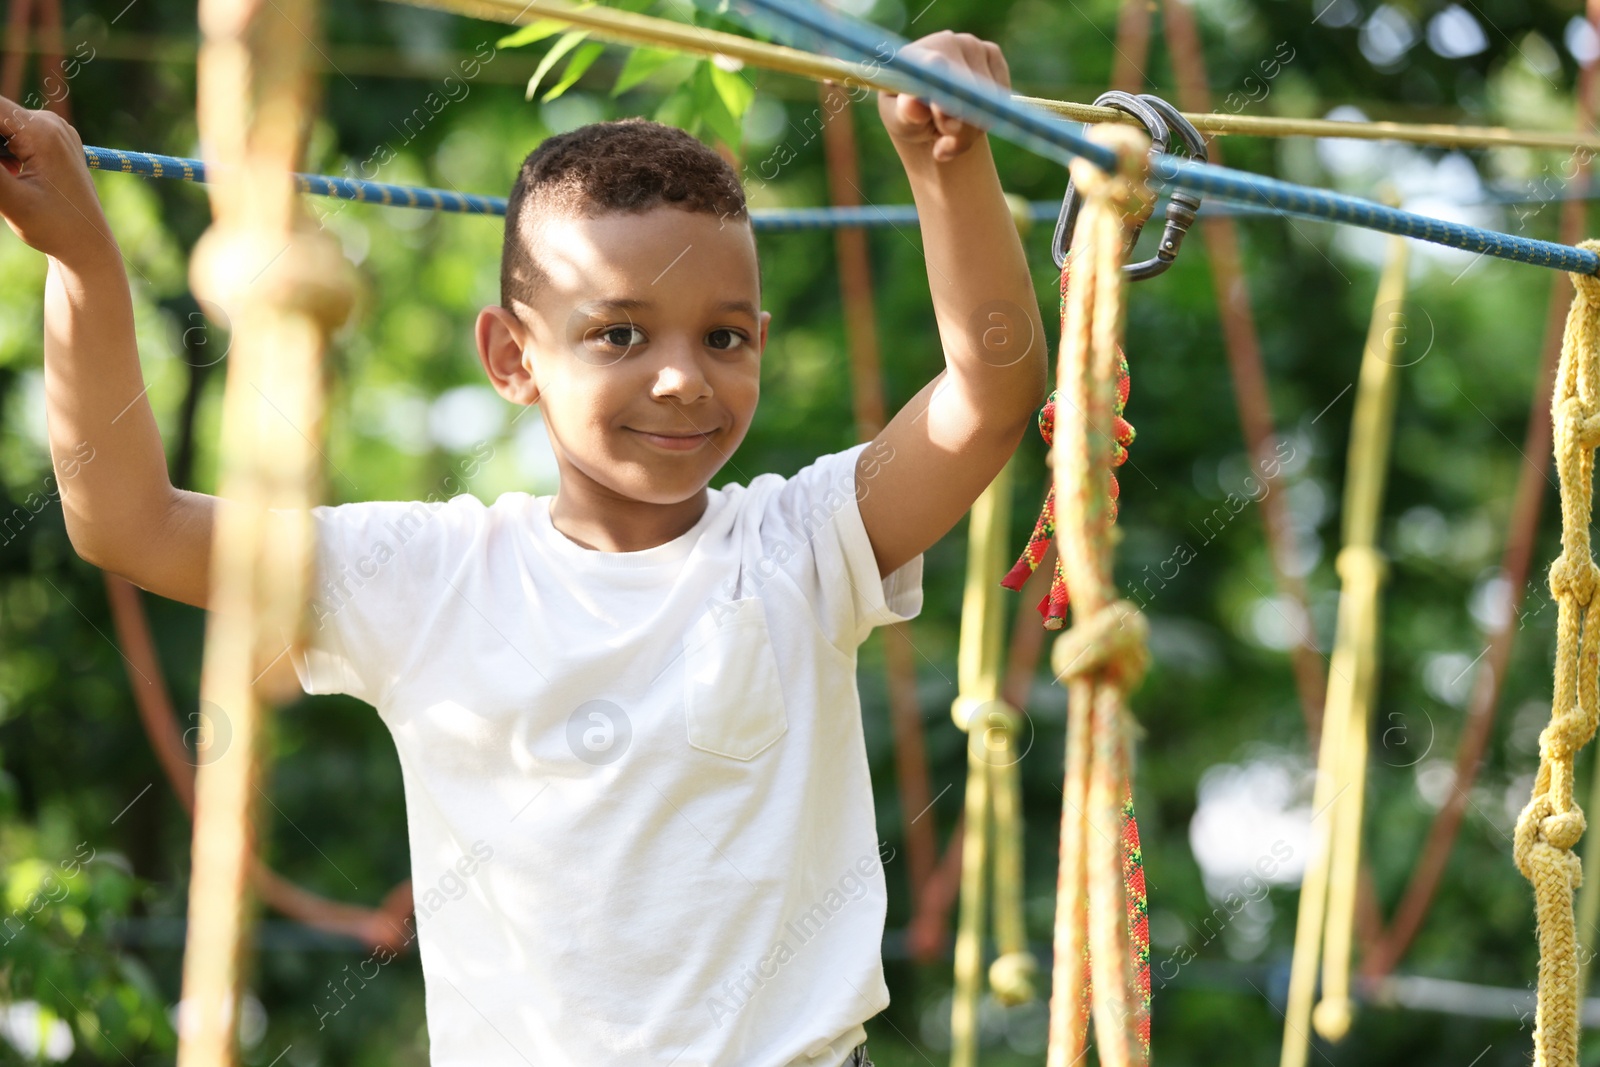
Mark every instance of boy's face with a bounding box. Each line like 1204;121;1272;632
477;205;768;507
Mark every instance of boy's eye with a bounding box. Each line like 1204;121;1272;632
592;325;645;348
706;328;746;351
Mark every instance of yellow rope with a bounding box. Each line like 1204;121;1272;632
989;197;1039;1014
1581;714;1600;1001
1515;237;1600;1067
1046;123;1154;1067
949;467;1042;1058
949;453;1014;1067
949;702;991;1067
988;704;1036;1007
1317;233;1410;1042
947;200;1040;1067
388;0;1600;154
176;0;356;1062
1077;108;1600;153
1278;231;1410;1067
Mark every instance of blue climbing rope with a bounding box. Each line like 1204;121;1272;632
72;144;1600;241
82;145;505;216
727;0;1600;275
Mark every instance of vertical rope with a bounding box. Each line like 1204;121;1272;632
33;0;66;121
176;0;355;1060
104;575;414;951
0;0;35;103
1108;0;1152;95
1049;590;1094;1067
911;550;1056;967
988;695;1036;1006
2;0;70;121
1045;123;1154;1067
1370;0;1600;985
1278;233;1409;1067
1120;789;1151;1056
1514;238;1600;1067
949;454;1017;1067
1315;234;1408;1040
949;711;992;1067
815;74;938;915
1281;234;1408;1061
1159;0;1326;744
985;195;1041;1013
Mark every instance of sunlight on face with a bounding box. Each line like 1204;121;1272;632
523;207;768;506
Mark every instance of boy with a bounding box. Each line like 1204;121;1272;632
0;28;1046;1067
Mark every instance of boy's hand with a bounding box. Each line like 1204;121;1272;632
0;95;113;267
877;31;1009;164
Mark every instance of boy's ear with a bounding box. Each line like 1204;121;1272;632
476;305;539;406
758;309;771;353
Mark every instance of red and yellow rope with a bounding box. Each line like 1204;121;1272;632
1001;265;1137;630
1015;126;1154;1066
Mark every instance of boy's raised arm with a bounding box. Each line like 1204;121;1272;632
0;97;215;609
856;32;1051;580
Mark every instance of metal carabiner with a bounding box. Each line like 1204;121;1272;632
1051;90;1169;272
1126;93;1208;281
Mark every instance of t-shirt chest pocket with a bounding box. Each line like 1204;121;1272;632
682;597;789;760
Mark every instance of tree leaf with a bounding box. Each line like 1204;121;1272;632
496;17;570;50
692;62;743;151
654;83;699;134
708;61;755;121
526;30;592;102
543;41;605;101
611;47;679;97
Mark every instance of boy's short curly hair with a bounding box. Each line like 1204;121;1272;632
500;118;749;315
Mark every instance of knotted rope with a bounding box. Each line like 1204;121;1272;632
947;202;1049;1067
176;0;357;1062
1514;237;1600;1067
1280;232;1409;1067
949;454;1041;1067
1043;123;1155;1067
1001;353;1134;629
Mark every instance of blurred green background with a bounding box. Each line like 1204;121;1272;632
1;0;1596;1063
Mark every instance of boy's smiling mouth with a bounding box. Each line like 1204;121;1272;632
627;426;717;451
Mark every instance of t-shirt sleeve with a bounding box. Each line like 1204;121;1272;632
762;440;924;652
271;496;485;707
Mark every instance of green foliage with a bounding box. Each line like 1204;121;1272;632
498;1;757;149
541;40;606;100
0;820;174;1061
5;0;1600;1063
523;29;594;101
493;16;573;50
610;46;679;96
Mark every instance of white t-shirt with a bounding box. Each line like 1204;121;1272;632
287;440;924;1067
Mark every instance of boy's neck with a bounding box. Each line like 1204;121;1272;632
546;487;710;554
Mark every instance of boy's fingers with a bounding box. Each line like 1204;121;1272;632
930;102;964;137
0;105;21;182
982;41;1011;90
895;92;933;127
0;95;30;142
950;33;983;75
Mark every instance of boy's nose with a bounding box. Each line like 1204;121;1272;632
648;342;712;402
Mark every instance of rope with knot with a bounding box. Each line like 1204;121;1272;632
1044;123;1155;1067
948;457;1042;1066
1001;330;1134;630
1279;231;1408;1067
1515;238;1600;1067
